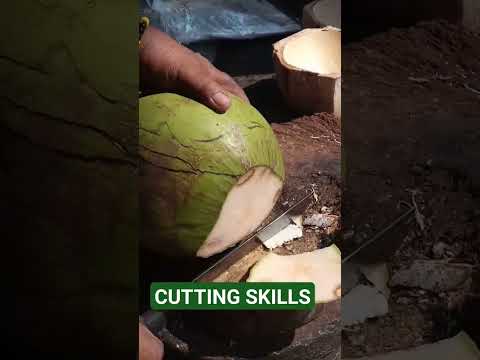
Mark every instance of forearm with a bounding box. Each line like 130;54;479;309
138;24;248;112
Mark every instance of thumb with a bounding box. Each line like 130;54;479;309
139;323;164;360
190;79;231;113
178;66;232;113
205;90;231;114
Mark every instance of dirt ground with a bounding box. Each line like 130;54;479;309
341;21;480;357
271;113;341;254
217;18;480;360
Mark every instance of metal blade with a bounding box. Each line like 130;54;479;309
193;191;314;282
342;206;415;264
141;191;315;338
256;215;292;244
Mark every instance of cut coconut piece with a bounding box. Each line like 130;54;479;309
247;245;341;303
342;285;389;326
273;28;341;118
344;331;480;360
139;94;285;258
197;166;283;257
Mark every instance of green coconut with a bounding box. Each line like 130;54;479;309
139;93;285;258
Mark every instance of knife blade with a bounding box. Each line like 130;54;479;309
342;205;415;264
141;191;315;339
193;190;314;282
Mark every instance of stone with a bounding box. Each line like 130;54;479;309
390;260;472;293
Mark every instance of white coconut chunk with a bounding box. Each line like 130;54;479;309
262;223;303;250
342;285;389;326
291;215;303;227
246;245;341;304
196;166;283;258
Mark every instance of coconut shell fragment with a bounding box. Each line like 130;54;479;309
273;28;341;119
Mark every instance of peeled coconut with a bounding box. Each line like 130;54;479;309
273;27;341;119
247;244;341;304
139;93;285;258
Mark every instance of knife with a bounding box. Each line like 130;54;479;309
193;191;314;282
140;191;315;346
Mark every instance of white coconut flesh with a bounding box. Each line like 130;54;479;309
196;166;283;258
282;30;341;75
247;245;341;303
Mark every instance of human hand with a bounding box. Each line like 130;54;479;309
139;322;164;360
139;26;249;113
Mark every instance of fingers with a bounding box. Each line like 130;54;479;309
217;74;250;104
139;323;164;360
216;71;249;102
177;52;249;113
178;68;229;113
188;74;249;113
178;66;230;113
141;32;249;113
208;90;232;114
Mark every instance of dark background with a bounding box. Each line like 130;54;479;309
342;0;480;357
2;1;139;358
2;0;478;358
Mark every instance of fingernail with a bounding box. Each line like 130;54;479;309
211;92;230;112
